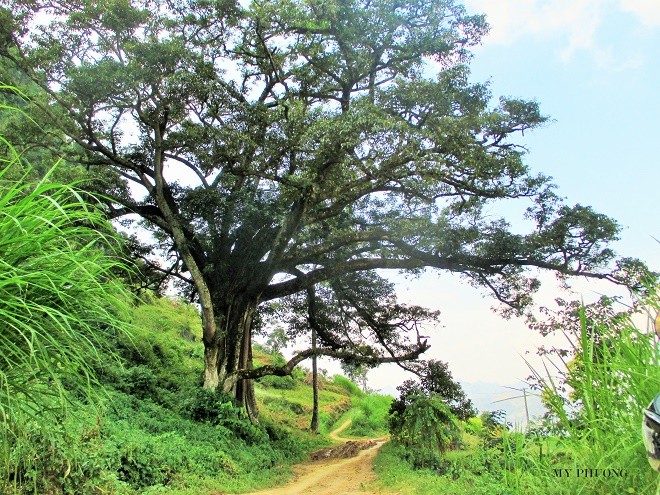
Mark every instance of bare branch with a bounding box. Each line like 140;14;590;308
236;342;429;380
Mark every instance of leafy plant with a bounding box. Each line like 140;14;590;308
345;393;392;437
390;393;462;468
0;86;135;494
389;360;476;423
258;375;297;390
0;154;132;417
184;388;267;444
518;293;660;493
0;112;135;495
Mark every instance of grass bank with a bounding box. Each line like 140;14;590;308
369;293;660;495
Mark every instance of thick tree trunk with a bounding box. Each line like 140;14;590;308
203;345;220;390
202;296;260;421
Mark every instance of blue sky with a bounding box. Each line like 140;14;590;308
362;1;660;419
465;0;660;266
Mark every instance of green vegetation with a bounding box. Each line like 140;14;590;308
2;0;645;420
343;394;392;437
255;364;354;434
0;112;136;493
386;359;474;468
1;0;658;493
1;287;378;494
372;441;508;495
90;297;373;494
370;293;660;495
0;153;132;417
0;149;657;495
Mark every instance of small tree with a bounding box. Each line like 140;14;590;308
390;393;461;468
341;362;369;393
389;359;476;423
264;327;288;355
388;360;473;466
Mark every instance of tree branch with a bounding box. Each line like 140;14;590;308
236;342;429;380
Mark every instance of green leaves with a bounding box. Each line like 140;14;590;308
390;393;461;459
1;0;646;402
0;157;133;418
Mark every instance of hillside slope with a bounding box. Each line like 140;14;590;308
3;295;390;495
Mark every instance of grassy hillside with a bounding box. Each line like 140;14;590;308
9;285;654;495
2;294;386;495
366;295;660;495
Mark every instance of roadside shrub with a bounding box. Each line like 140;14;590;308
116;365;160;399
464;416;484;436
184;388;267;443
108;428;232;489
185;388;236;423
347;394;392;436
389;393;462;466
347;414;378;437
478;410;510;449
399;444;446;471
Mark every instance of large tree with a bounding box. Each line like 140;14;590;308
0;0;643;418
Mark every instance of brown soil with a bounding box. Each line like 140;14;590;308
239;420;388;495
309;439;379;461
329;419;352;441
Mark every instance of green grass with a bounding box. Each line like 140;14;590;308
370;441;511;495
0;109;136;494
338;393;392;437
1;291;352;495
0;162;133;414
370;293;660;495
507;295;660;495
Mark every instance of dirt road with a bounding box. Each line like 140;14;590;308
329;419;352;440
242;421;386;495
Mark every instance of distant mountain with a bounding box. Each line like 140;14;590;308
460;381;546;429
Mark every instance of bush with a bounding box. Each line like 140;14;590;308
346;394;392;436
389;394;462;462
116;365;160;398
183;388;267;444
347;414;380;437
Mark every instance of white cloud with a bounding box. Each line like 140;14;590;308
464;0;604;47
464;0;650;68
620;0;660;27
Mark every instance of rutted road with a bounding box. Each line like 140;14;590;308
241;420;387;495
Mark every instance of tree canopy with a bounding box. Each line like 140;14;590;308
0;0;646;417
389;359;476;422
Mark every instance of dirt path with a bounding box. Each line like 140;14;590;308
329;419;352;441
242;420;387;495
